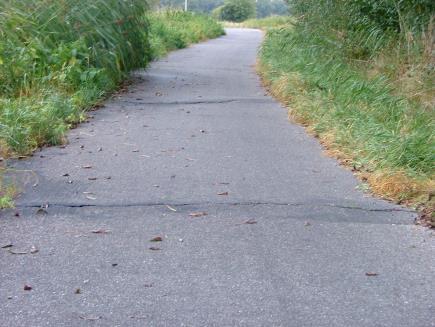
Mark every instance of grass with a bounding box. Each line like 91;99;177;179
149;10;224;58
257;22;434;223
0;2;223;207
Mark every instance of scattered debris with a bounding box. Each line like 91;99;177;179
97;147;103;152
86;196;97;200
132;149;140;153
365;272;378;277
304;221;311;227
150;236;163;242
75;288;81;294
23;285;32;291
62;173;70;177
217;192;229;196
82;165;93;169
112;263;118;267
88;177;97;181
149;247;161;251
30;246;39;254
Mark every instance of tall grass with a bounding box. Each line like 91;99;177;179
0;3;223;156
258;3;434;215
149;10;224;58
0;0;150;155
0;2;223;207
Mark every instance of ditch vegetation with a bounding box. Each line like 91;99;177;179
254;3;434;223
0;1;223;206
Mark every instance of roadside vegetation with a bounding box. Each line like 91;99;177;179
257;1;434;223
0;0;223;206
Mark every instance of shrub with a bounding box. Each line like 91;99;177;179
219;0;256;22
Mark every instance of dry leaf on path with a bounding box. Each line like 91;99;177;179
91;229;111;234
217;192;229;196
189;212;207;218
150;236;163;242
23;285;32;291
365;272;378;276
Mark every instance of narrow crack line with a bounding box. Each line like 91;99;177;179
116;98;274;106
14;201;414;213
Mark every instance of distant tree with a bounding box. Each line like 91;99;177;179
218;0;256;22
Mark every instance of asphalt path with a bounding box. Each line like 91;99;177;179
1;28;434;327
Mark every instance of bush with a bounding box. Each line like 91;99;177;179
219;0;256;22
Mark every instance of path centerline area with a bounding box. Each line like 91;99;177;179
1;29;434;327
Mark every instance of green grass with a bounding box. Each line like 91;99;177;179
149;10;224;58
258;23;434;209
0;2;223;207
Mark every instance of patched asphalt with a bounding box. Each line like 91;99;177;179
1;28;434;327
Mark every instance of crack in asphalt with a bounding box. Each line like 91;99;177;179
15;201;414;213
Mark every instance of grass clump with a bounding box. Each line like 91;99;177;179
258;2;434;217
148;10;224;58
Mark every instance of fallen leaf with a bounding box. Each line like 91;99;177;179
166;205;177;212
9;249;28;255
365;272;378;276
62;173;70;177
1;243;13;248
244;219;257;224
149;247;161;251
79;315;101;321
189;212;207;218
88;177;97;181
217;192;229;196
36;208;48;215
23;285;32;291
150;236;163;242
91;229;111;234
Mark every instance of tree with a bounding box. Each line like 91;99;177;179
218;0;256;22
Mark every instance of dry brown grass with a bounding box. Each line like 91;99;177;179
256;60;435;225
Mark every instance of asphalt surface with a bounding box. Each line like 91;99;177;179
1;28;434;327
